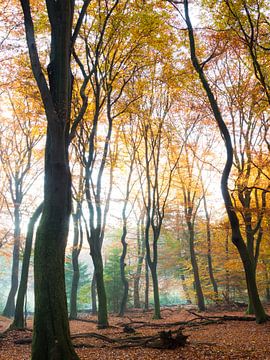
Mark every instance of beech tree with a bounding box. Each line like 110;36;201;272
182;0;267;323
19;0;91;358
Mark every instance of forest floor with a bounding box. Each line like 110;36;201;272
1;305;270;359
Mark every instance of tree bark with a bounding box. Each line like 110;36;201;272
202;192;218;299
144;256;149;311
119;223;129;316
186;219;205;311
69;206;83;320
148;261;161;319
134;217;145;308
91;272;97;315
90;236;108;328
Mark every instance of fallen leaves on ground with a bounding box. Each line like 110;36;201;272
1;306;270;359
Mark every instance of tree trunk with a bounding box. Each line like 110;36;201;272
69;207;83;320
91;272;97;315
187;220;205;311
144;256;149;311
202;193;218;299
3;204;21;318
119;224;129;316
90;237;108;328
224;226;230;303
148;261;161;319
134;217;145;308
12;203;43;329
32;132;78;359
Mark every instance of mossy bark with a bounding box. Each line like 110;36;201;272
32;131;78;359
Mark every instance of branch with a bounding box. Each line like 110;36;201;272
19;0;57;124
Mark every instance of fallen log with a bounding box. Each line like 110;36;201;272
187;310;262;322
13;327;188;349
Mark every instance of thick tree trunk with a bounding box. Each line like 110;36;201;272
20;0;90;357
32;132;78;360
187;220;205;311
12;203;43;329
3;204;21;318
21;1;79;357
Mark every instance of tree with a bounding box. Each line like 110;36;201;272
178;131;206;311
182;0;267;323
201;181;219;300
0;91;43;318
133;204;146;309
19;0;90;358
135;72;180;318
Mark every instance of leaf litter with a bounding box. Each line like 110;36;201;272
1;306;270;359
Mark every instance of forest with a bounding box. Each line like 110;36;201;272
0;0;270;359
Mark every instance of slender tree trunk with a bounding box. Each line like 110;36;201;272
202;193;218;299
69;210;82;320
225;226;230;303
90;237;108;328
144;256;149;311
12;203;43;329
3;204;21;318
187;220;205;311
91;272;97;315
119;224;129;316
134;216;145;308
